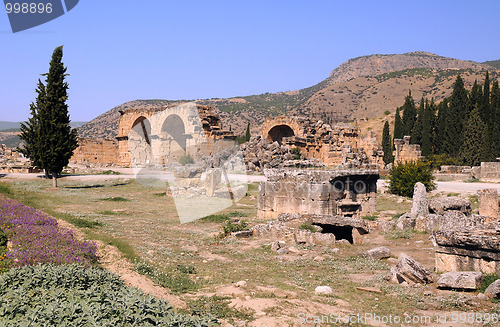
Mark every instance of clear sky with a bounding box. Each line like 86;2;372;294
1;0;499;122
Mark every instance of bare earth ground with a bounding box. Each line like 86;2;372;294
0;173;499;327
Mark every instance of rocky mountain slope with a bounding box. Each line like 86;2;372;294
78;52;500;139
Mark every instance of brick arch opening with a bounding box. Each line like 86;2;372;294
266;124;295;144
161;114;186;150
131;116;151;145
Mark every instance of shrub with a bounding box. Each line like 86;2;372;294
134;260;197;294
101;196;130;202
298;223;318;232
362;215;378;221
179;155;194;165
384;110;391;115
479;273;499;293
222;220;248;235
200;211;247;223
388;160;436;197
291;147;302;160
0;264;217;326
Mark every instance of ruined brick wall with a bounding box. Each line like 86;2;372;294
258;169;378;220
70;138;119;165
117;103;236;167
393;136;422;163
261;116;384;167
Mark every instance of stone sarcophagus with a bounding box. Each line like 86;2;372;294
257;168;378;220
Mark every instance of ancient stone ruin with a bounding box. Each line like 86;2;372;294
0;144;39;174
258;168;378;219
260;116;384;167
393;136;422;163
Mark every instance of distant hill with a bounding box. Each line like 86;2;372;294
0;121;87;133
483;59;500;69
77;52;500;139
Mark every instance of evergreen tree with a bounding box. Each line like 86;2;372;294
19;80;45;172
443;75;468;155
420;98;434;156
434;98;449;155
393;107;403;141
491;80;500;158
411;97;424;144
482;71;491;124
245;122;251;142
468;80;482;117
401;91;416;137
20;46;78;187
381;121;393;165
459;104;488;166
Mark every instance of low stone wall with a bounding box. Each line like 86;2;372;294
70;138;119;165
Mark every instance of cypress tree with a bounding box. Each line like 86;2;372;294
459;104;488;166
491;80;500;158
20;46;78;188
20;80;45;172
245;122;251;142
401;91;416;137
468;80;482;116
443;75;468;155
411;97;424;144
420;98;433;156
482;71;491;124
393;107;403;141
381;121;393;165
434;98;449;155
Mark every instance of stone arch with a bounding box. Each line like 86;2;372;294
129;116;152;165
266;124;295;144
161;114;186;150
130;116;151;145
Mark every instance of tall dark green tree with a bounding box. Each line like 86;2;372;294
434;98;448;154
393;107;403;141
443;75;468;155
245;122;251;142
459;104;488;166
420;98;434;156
411;97;424;144
19;46;78;187
491;80;500;158
381;121;393;165
401;91;417;137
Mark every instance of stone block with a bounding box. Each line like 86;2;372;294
436;272;483;290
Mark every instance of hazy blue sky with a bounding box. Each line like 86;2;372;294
1;1;499;122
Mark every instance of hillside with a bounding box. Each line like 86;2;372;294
77;52;500;139
483;59;500;69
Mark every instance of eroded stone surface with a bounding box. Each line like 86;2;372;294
436;271;483;290
393;253;434;285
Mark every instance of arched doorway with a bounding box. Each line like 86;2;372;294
161;114;187;163
266;124;295;144
129;116;152;165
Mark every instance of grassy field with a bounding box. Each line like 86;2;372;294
0;177;498;326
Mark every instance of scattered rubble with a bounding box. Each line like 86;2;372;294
0;144;39;174
360;246;391;260
391;253;435;285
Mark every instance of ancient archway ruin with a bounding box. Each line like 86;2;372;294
266;124;295;144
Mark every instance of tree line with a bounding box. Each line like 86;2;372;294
382;72;500;166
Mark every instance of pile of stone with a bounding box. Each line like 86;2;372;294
240;136;325;172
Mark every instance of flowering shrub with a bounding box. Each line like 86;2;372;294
0;196;98;268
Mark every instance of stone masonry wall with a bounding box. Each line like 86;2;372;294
70;138;119;165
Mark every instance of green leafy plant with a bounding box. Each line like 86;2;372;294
298;222;318;232
362;215;378;221
101;196;130;202
179;155;194;165
479;273;499;293
0;264;217;326
291;147;302;160
187;295;254;323
0;183;12;195
200;211;247;223
388;160;436;197
222;220;248;235
134;260;198;294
